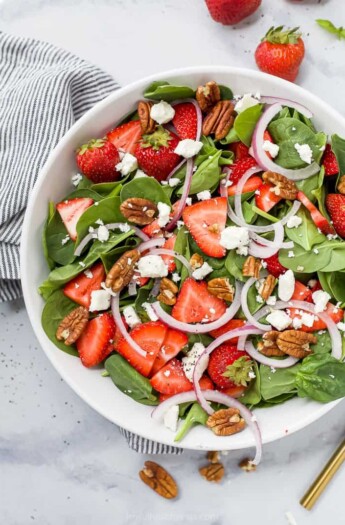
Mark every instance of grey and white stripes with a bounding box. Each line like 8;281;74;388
119;428;183;454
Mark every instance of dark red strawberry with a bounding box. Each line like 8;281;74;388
255;183;282;212
76;312;115;367
207;344;252;389
76;139;120;183
161;235;177;273
263;252;287;278
291;281;312;302
182;197;227;258
205;0;261;25
172;102;198;140
63;262;105;308
220;385;247;398
151;328;188;375
209;318;246;342
141;220;163;238
228;142;249;161
158;376;214;401
326;194;345;238
172;278;226;324
229;156;257;185
227;176;262;197
56;197;94;241
322;144;339;177
289;303;344;332
106;120;142;155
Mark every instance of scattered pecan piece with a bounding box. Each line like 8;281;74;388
190;253;204;270
199;463;225;483
196;80;221;113
207;277;234;302
258;331;285;357
206;450;220;464
276;330;317;359
157;277;179;306
202;100;235;140
105;249;140;293
207;408;246;437
262;171;298;200
120;197;157;226
243;256;262;279
139;461;178;499
138;100;156;134
258;274;276;301
239;458;257;472
337;175;345;195
56;306;89;346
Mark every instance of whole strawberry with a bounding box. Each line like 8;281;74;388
134;126;181;182
205;0;261;26
255;26;305;82
76;138;120;183
326;194;345;238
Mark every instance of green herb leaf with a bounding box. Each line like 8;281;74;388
331;134;345;186
234;104;263;147
174;403;208;442
285;208;326;250
187;150;222;195
259;364;300;401
240;362;261;406
120;177;171;206
144;81;195;102
279;239;345;273
296;353;345;402
316;19;345;40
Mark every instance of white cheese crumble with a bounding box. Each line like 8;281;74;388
292;317;303;329
97;225;110;242
84;269;93;279
192;261;213;281
196;190;212;201
118;223;131;233
174;139;203;159
266;295;277;306
123;306;141;328
172;272;181;283
312;290;331;313
89;290;111;312
71;173;83;187
185;197;192;206
263;140;279;158
133;169;148;179
219;226;250;254
234;94;260;114
79;261;86;268
300;311;316;328
337;322;345;331
168;177;180;187
157;201;171;227
297;265;304;272
137;255;168;278
256;295;264;304
182;343;207;382
116;152;138;176
163;405;179;432
294;143;313;164
278;270;295;302
150;100;175;124
288;251;295;258
266;310;292;331
142;302;158;321
61;234;70;246
95;218;104;226
286;215;302;229
128;281;137;296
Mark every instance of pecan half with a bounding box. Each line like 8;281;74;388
239;458;257;472
207;277;234;302
262;171;298;200
120;198;157;226
157;277;179;306
56;306;89;346
258;274;276;301
202;100;235;140
338;175;345;195
196;81;221;113
190;253;204;270
276;330;317;359
243;256;262;279
258;331;285;357
199;463;225;483
207;408;246;436
206;450;220;464
105;249;140;293
138;100;156;134
139;461;178;499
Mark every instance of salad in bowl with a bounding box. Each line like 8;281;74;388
38;78;345;465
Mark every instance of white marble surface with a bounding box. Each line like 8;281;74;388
1;0;345;523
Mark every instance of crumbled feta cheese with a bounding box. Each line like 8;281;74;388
164;370;170;377
312;290;331;313
292;317;303;329
196;190;212;201
100;282;117;297
168;177;180;187
89;290;111;312
219;226;250;252
172;272;181;283
95;219;104;226
185;197;192;206
297;265;304;272
97;225;110;242
137;255;168;278
79;261;86;268
263;140;279;158
84;269;93;279
128;281;137;296
133;169;148;179
182;343;207;382
286;215;302;229
300;312;316;328
163;405;179;432
142;302;158;321
150;100;175;124
313;248;319;254
174;139;203;159
256;295;264;304
75;283;80;289
192;261;213;280
234;94;260;114
71;173;83;187
157;202;171;227
176;220;184;230
89;226;95;233
294;143;313;164
337;322;345;331
261;260;267;269
266;295;277;306
288;251;295;258
278;270;295;302
236;245;249;256
308;279;317;289
116;152;138;176
61;234;70;246
266;310;292;331
118;223;131;233
123;306;141;328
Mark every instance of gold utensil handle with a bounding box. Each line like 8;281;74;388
300;438;345;510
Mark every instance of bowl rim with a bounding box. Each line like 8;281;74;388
20;65;344;450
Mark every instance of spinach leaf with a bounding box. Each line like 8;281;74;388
90;181;124;197
311;167;331;221
256;393;295;407
42;201;56;270
174;403;208;442
220;126;239;145
188;333;213;347
120;177;171;206
225;250;245;281
75;196;124;247
310;331;332;354
285;208;326;250
234;104;263;147
41;289;79;356
105;354;159;405
296;172;319;202
144;80;195;102
331;134;345;185
134;280;154;318
296;354;345;402
65;188;103;201
173;227;191;284
318;271;345;305
241;362;261;406
279;240;345;273
260;364;300;401
187;150;222;194
45;209;76;266
219;85;233;100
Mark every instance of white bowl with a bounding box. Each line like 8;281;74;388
21;66;343;451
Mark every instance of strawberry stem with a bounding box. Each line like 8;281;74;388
141;126;172;150
262;26;302;45
77;138;106;155
223;356;255;387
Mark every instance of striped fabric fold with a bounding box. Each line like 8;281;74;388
0;32;182;455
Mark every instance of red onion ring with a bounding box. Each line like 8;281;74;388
152;281;242;334
248;223;285;259
260;96;313;118
241;277;272;331
148;248;192;275
74;223;148;257
171;98;202;141
152;389;262;465
111;295;147;357
137;237;166;253
249;230;294;250
245;340;299;368
166;159;194;231
166;158;187;181
252;103;320;181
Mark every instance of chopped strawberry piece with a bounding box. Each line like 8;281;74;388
142;220;163;238
209;318;246;342
291;281;312;302
228;142;250;160
151;328;188;375
289;303;344;332
255;182;282;212
161;235;177;273
229;156;257;185
63;262;105;308
299;191;335;236
107;120;142;155
56;197;94;241
227;175;262;197
76;312;115;367
326;194;345;238
263;252;287;278
322;144;339;176
172;102;198;140
158;376;214;401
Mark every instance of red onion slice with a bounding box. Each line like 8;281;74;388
241;277;272;331
111;295;147;357
250;230;294;250
252;103;320;181
148;248;192;275
171;98;203;141
245;340;299;368
260;96;313;118
166;158;194;231
167;158;186;181
248;223;285;259
152;389;262;465
152;281;242;334
138;237;166;253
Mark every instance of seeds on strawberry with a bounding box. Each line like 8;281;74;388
205;0;262;26
76;139;121;183
322;144;339;176
326;194;345;238
134;127;180;182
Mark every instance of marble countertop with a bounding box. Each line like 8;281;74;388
1;0;345;523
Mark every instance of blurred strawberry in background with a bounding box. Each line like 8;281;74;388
205;0;261;25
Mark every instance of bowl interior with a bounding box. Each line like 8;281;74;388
21;66;343;450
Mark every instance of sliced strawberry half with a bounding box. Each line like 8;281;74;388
227;176;262;197
264;252;287;278
255;183;282;212
63;261;105;308
289;303;344;332
172;102;198;140
209;318;246;342
142;220;163;238
228;142;250;161
229;156;257;185
151;358;213;395
151;327;188;375
172;277;227;324
116;321;167;377
161;235;177;273
298;191;335;236
291;281;312;302
76;312;115;367
322;144;339;176
56;197;94;241
158;376;214;401
182;197;227;258
107;120;142;155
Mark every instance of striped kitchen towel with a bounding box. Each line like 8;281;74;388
0;31;182;455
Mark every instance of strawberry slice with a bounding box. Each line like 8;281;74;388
326;194;345;238
289;303;344;332
220;385;247;398
182;197;227;258
255;183;282;212
172;102;198;140
107;120;142;155
264;252;287;278
209;318;246;342
56;197;94;241
229;156;257;185
227;176;262;197
322;144;339;176
63;262;105;308
76;312;115;367
172;277;227;323
161;235;177;273
158;376;214;401
228;142;250;161
116;321;167;377
151;358;213;395
142;220;163;238
291;281;312;302
263;130;275;159
151;328;188;375
298;191;335;236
